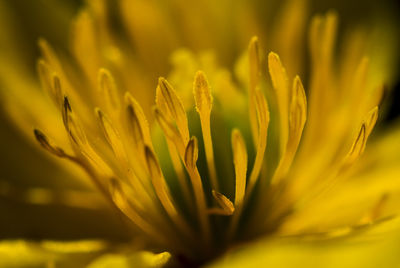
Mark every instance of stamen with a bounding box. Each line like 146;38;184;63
127;104;145;150
96;108;128;164
144;146;193;239
155;78;193;202
345;106;379;165
231;129;248;206
247;89;270;194
156;77;190;144
98;69;121;113
154;79;193;200
193;71;213;114
37;60;62;108
97;107;157;203
364;106;379;137
272;76;307;184
33;129;67;158
345;106;378;165
62;97;87;146
109;178;168;245
154;107;186;156
248;36;261;94
228;90;269;239
248;37;261;144
184;137;199;171
39;39;91;118
62;96;72;130
193;71;219;191
296;106;379;210
154;106;193;207
33;128;111;202
346;124;367;164
208;190;234;216
168;140;193;209
268;52;290;155
52;75;64;109
306;12;337;143
62;97;113;180
184;137;210;243
125;92;152;148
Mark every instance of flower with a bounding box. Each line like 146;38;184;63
0;0;400;267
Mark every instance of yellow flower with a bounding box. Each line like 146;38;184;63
0;0;400;267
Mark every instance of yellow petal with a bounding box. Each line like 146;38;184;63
87;251;171;268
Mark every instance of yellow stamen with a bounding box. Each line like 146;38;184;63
109;178;168;246
364;106;379;137
184;137;210;243
52;76;64;108
184;137;199;171
98;69;121;113
62;97;87;147
62;97;113;180
248;37;261;144
272;76;307;184
228;89;269;239
125;92;152;148
96;108;128;165
208;190;235;216
231;129;248;206
125;93;162;196
297;107;379;209
193;71;219;191
33;129;67;158
210;190;235;216
306;12;337;143
37;60;62;108
127;103;146;150
153;81;195;206
154;107;186;156
153;82;194;206
248;36;260;95
268;52;290;155
346;124;367;165
345;106;378;165
144;146;193;240
247;89;270;194
97;107;151;202
39;39;97;122
156;77;190;144
167;140;194;209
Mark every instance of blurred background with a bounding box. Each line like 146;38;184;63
0;0;399;242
